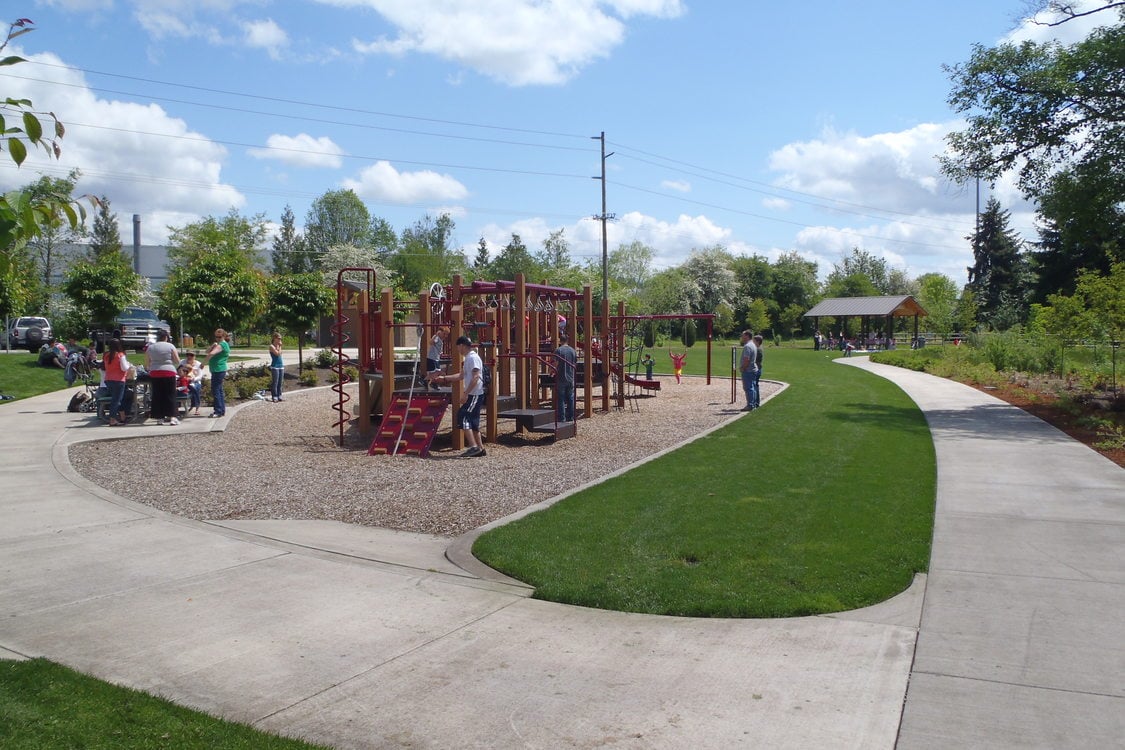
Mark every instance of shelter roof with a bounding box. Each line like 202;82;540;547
804;295;928;318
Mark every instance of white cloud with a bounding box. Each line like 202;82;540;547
661;179;691;192
243;18;289;59
0;49;243;244
248;134;345;168
762;197;790;211
768;122;961;214
35;0;113;10
342;160;468;203
330;0;685;85
1006;0;1115;45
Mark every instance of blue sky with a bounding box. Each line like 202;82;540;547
2;1;1108;285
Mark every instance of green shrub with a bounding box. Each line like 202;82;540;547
299;370;319;387
327;366;359;384
315;349;337;368
233;375;270;399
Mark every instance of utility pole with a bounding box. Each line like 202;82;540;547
591;131;615;304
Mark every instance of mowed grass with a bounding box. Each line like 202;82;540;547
0;351;252;403
0;658;330;750
473;347;936;617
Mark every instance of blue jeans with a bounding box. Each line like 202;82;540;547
211;370;227;415
556;383;575;422
751;369;761;408
106;380;126;421
270;367;284;400
741;370;756;409
187;381;201;409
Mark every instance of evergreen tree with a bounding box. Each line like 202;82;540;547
271;205;311;274
472;237;491;277
966;197;1031;330
88;195;122;262
489;233;541;282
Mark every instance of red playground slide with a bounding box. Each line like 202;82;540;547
609;361;661;391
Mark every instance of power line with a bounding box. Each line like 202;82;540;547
7;72;598;155
27;59;592;141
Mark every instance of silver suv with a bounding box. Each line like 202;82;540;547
8;316;52;351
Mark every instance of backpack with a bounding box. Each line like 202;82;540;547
481;363;492;394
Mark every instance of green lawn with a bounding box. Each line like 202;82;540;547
473;346;936;618
0;352;254;403
0;659;329;750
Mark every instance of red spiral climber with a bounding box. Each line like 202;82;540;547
333;268;376;447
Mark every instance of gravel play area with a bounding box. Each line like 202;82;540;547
70;378;777;537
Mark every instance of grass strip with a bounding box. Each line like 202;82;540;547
0;658;329;749
473;348;936;618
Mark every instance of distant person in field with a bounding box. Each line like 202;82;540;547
739;330;757;412
669;350;687;384
752;334;764;409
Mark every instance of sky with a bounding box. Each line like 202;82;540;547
0;1;1111;286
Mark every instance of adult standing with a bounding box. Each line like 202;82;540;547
268;332;285;402
182;351;203;415
103;338;132;426
554;332;577;423
433;335;486;457
145;328;181;425
752;334;764;410
206;328;230;418
739;329;758;412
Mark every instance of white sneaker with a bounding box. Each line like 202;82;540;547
170;417;180;426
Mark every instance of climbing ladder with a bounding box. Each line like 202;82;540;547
368;393;449;457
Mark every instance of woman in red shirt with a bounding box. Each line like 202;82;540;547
103;338;132;426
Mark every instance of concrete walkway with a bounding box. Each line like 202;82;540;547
0;359;1121;748
840;358;1124;749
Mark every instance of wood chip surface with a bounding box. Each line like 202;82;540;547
70;377;776;537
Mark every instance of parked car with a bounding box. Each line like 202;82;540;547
8;316;52;351
91;307;171;352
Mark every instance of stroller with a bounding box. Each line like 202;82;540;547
66;354;101;413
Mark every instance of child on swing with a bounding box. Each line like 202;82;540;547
669;351;687;384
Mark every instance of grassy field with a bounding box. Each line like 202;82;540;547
0;351;254;403
0;659;329;750
473;346;936;618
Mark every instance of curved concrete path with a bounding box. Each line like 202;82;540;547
0;359;1120;748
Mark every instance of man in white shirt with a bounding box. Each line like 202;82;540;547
434;335;487;457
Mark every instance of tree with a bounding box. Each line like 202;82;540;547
24;171;83;299
607;241;655;298
389;213;466;293
471;237;491;276
966;197;1031;330
87;195;122;262
1031;163;1125;299
915;272;959;336
641;267;697;316
1034;262;1125;341
771;251;819;336
167;209;269;269
0;19;90;339
537;229;572;271
487;233;541;283
941;4;1125;202
826;247;890;295
159;252;264;337
681;246;737;314
304;189;373;268
319;243;395;289
954;286;979;333
270;204;309;274
266;272;334;373
62;252;140;331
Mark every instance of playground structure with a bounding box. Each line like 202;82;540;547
331;269;715;456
